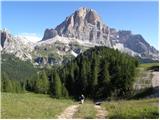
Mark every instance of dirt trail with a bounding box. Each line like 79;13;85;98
57;104;79;119
95;105;107;119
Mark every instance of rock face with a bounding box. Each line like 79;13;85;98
41;7;158;61
117;31;159;60
55;7;112;47
1;7;159;65
42;28;57;40
1;30;33;60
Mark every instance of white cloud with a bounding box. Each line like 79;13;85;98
17;33;42;43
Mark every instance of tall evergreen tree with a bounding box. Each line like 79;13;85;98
90;53;99;97
53;71;62;98
35;71;49;94
1;72;10;92
98;61;111;98
62;84;69;98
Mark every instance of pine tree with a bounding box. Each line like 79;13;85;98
49;73;55;96
53;71;62;98
13;80;23;93
41;70;49;94
1;72;10;92
100;61;110;98
4;80;13;92
90;53;99;97
62;84;69;98
99;61;110;85
35;71;49;94
91;58;98;86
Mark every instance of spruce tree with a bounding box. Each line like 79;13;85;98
1;72;10;92
53;71;62;98
35;71;49;94
62;84;69;98
4;80;13;92
90;53;99;97
99;61;110;98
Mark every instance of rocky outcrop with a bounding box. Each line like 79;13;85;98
41;7;158;60
1;7;159;65
1;30;33;60
42;28;57;40
55;7;112;47
116;31;159;60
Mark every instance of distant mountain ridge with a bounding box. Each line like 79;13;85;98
1;7;159;66
42;7;158;60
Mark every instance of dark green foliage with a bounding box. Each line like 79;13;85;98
1;54;37;82
54;71;62;98
34;71;49;94
1;72;24;93
1;46;138;99
1;54;69;97
96;61;110;99
25;75;38;92
1;54;37;93
60;46;138;99
49;70;69;98
130;86;159;99
62;84;69;98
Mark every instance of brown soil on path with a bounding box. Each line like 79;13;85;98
57;104;79;119
95;105;107;119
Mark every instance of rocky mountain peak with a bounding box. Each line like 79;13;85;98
1;29;12;48
42;28;57;40
2;7;158;64
53;7;111;47
74;7;101;24
1;30;33;60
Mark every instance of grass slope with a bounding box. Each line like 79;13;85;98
1;92;73;119
102;98;159;119
139;63;159;70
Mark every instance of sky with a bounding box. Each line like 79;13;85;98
1;1;159;49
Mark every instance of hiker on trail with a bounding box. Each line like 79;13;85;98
80;94;85;104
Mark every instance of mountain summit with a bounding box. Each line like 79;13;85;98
41;7;158;61
43;7;112;47
1;7;159;65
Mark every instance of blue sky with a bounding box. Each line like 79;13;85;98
1;1;158;49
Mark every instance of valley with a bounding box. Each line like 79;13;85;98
1;4;159;119
1;57;159;119
1;92;158;119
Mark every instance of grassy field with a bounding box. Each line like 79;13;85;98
102;98;159;119
73;100;96;119
1;92;159;119
139;63;159;70
1;92;74;119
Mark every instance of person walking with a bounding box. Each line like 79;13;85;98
80;94;85;104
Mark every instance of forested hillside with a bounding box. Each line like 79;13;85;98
1;47;138;99
1;54;37;92
1;54;37;81
59;46;138;99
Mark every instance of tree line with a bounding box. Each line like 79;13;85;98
1;46;138;99
2;69;68;98
59;46;138;99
